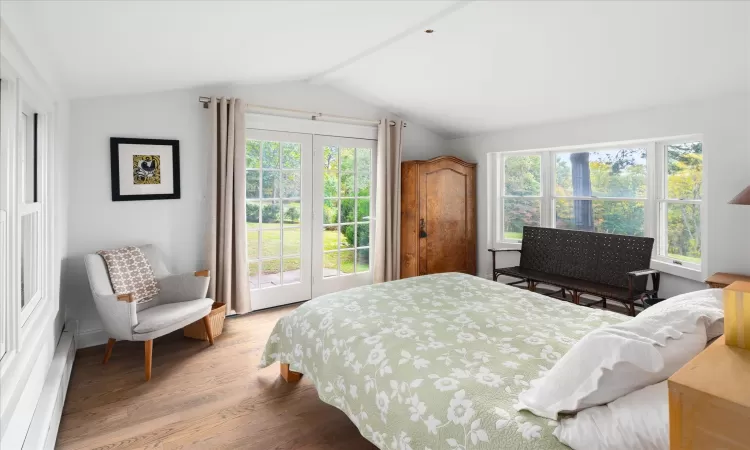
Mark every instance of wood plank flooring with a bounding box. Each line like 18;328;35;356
57;305;377;450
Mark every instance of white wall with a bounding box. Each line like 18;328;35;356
64;82;448;346
448;93;750;298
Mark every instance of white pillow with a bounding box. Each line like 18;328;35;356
639;289;724;340
553;381;669;450
515;297;714;419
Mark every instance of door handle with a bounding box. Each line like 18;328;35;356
419;219;427;238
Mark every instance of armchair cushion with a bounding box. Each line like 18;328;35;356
134;298;213;334
157;273;210;305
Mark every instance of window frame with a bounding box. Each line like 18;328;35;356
489;135;705;280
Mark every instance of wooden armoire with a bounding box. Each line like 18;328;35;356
400;156;477;278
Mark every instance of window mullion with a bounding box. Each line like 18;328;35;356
541;151;553;228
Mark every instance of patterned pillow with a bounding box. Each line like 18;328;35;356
97;246;158;303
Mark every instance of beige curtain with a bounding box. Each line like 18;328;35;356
373;119;404;283
207;98;251;314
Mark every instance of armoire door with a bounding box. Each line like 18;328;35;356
418;157;476;275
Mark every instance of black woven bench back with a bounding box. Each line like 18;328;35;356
519;226;654;290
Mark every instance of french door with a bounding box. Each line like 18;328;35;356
245;130;313;310
245;129;376;309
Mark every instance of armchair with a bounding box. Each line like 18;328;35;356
84;244;215;380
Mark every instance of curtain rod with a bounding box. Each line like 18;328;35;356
198;96;399;127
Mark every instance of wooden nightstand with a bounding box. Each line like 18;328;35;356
668;336;750;449
705;272;750;289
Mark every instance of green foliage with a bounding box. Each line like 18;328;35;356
342;224;355;248
505;145;702;261
246;203;259;222
283;205;300;223
261;203;280;223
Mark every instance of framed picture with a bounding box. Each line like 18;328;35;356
110;137;180;201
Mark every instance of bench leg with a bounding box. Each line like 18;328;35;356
602;297;607;309
527;281;537;292
571;291;580;305
280;363;302;383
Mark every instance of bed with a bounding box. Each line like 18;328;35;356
260;273;627;449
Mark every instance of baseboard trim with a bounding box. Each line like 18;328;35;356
22;330;76;450
75;328;108;349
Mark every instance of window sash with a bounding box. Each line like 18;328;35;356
491;137;703;273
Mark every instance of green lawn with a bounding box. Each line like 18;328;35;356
247;222;369;275
504;231;523;240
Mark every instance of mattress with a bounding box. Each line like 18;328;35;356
260;272;627;449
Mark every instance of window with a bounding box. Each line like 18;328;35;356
501;154;542;241
656;141;702;268
490;137;704;274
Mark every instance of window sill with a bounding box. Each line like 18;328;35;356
651;259;705;282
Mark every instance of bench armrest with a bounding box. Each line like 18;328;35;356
627;269;659;277
627;269;661;299
488;249;522;278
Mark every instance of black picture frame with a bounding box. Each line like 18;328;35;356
110;137;181;201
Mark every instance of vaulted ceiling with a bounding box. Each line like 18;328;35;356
2;1;748;137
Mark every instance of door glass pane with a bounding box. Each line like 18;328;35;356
341;225;354;249
260;259;281;287
282;257;301;285
282;171;301;198
248;261;259;289
356;248;370;273
246;170;260;199
664;203;701;263
262;171;279;198
261;200;281;228
282;200;301;226
262;141;280;168
340;148;355;171
323;252;338;277
246;140;261;169
323;146;338;170
323;200;338;224
282;142;301;169
356;148;371;173
555;199;645;236
340;172;355;197
356;223;369;247
247;229;259;260
283;228;300;255
246;201;260;227
261;229;281;258
323;226;338;251
666;142;702;200
340;199;355;223
324;171;338;197
340;250;355;274
555;149;647;198
356;198;370;221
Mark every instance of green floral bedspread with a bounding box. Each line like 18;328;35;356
260;273;626;450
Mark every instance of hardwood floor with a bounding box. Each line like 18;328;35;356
57;305;377;450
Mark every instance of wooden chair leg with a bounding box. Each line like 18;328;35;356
144;340;153;381
102;338;116;364
202;315;215;346
280;363;302;383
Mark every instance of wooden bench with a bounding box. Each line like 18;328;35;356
489;226;660;316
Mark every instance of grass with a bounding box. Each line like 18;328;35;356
247;222;369;275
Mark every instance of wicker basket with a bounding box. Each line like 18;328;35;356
184;301;226;341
